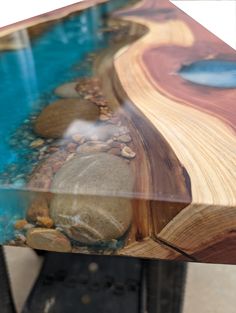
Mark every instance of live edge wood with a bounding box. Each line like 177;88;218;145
109;0;236;264
2;0;235;264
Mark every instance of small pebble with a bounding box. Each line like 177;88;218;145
84;95;93;100
30;139;45;148
23;223;35;230
99;114;110;121
14;219;28;230
39;146;47;153
116;134;132;143
121;146;136;159
100;107;110;114
36;216;54;228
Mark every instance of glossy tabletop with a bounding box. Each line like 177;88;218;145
0;0;235;264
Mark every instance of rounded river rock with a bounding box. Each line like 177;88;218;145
50;153;134;244
34;99;99;139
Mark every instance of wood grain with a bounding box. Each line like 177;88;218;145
120;238;188;261
112;0;236;263
4;0;236;263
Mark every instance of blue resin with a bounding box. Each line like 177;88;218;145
0;0;128;173
179;59;236;89
0;0;128;242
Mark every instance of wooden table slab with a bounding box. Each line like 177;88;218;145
0;0;235;264
113;0;236;263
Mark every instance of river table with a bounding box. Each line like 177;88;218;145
0;0;235;265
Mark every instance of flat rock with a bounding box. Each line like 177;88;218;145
50;153;134;244
116;134;132;143
34;99;99;139
26;228;72;252
54;82;80;98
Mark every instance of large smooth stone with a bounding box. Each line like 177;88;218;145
50;153;134;244
54;82;80;98
34;99;99;139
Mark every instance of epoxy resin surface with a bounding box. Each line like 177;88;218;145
0;0;235;263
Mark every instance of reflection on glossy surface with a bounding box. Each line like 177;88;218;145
1;0;235;262
50;153;134;245
179;59;236;88
0;0;140;246
0;0;128;177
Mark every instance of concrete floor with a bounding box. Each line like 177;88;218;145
4;247;43;312
183;262;236;313
4;246;236;313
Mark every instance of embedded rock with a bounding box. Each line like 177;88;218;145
26;196;50;223
34;99;99;139
26;228;72;252
121;146;136;159
30;138;45;148
116;134;132;143
14;219;28;230
50;153;134;244
54;82;80;98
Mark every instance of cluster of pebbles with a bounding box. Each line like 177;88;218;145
0;18;138;187
3;17;141;252
12;75;136;253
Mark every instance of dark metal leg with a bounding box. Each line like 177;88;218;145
22;253;144;313
145;260;186;313
0;247;16;313
21;252;186;313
